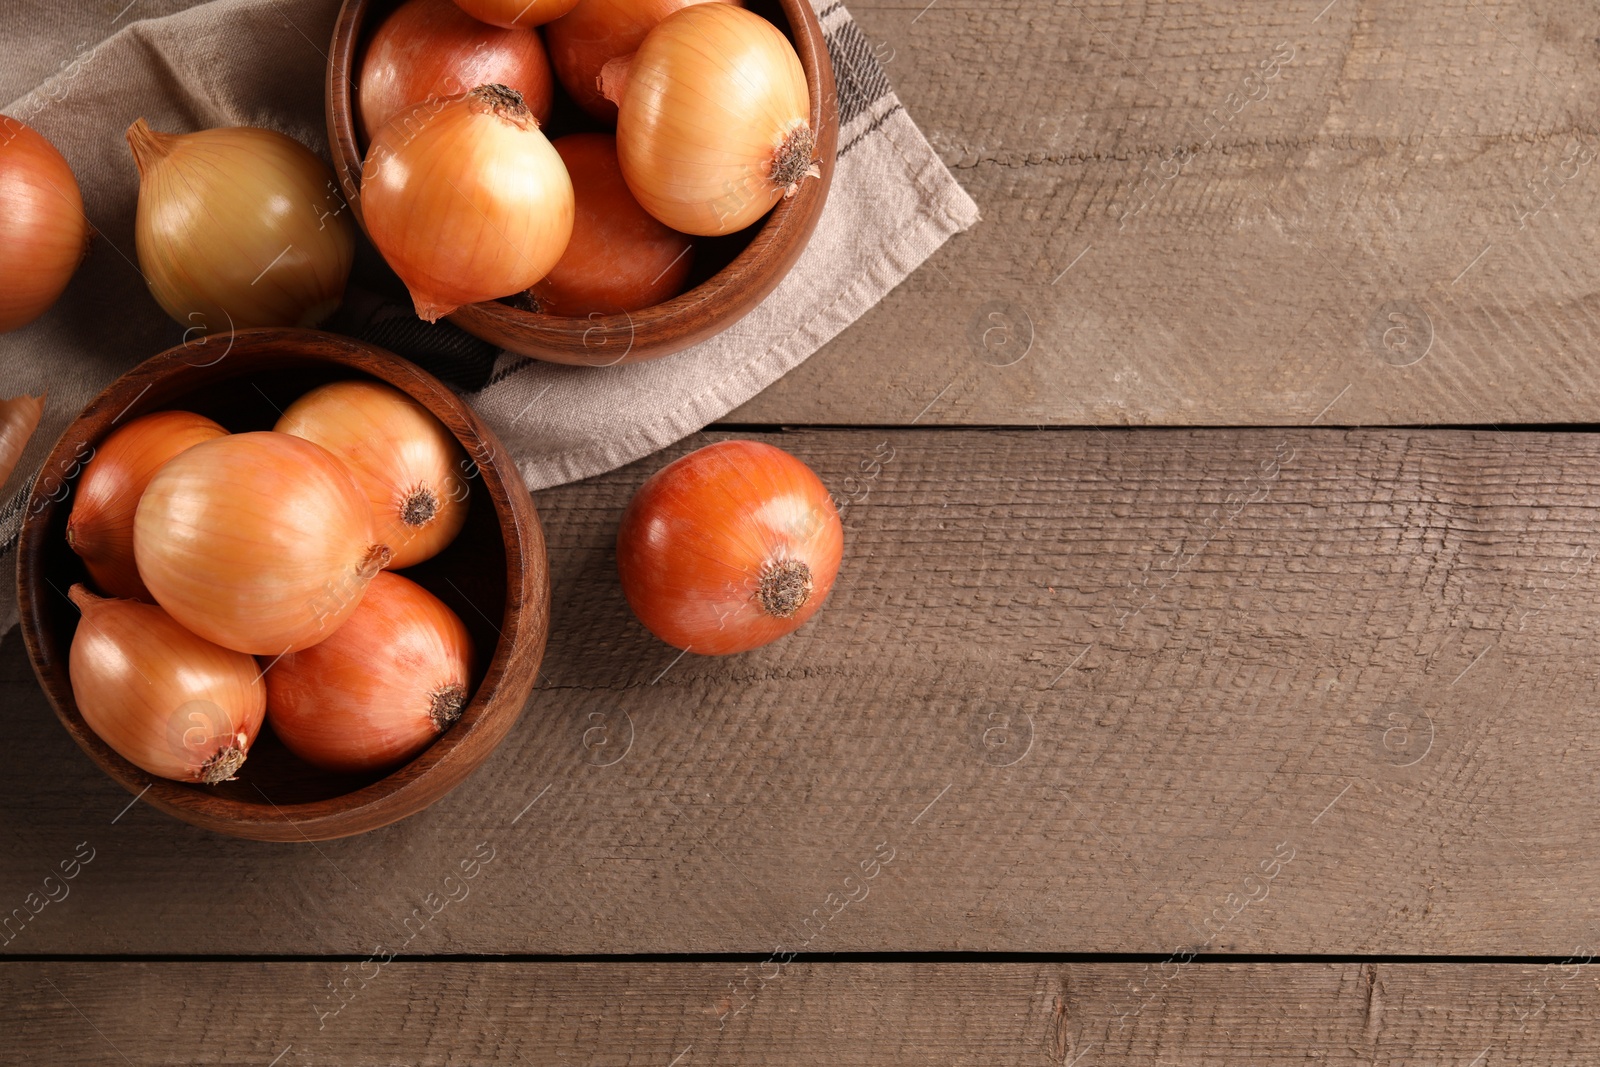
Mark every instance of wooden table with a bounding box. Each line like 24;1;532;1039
7;0;1600;1061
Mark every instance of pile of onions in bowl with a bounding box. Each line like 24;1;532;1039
64;379;478;783
355;0;817;320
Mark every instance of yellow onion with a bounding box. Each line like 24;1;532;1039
274;381;469;568
0;393;45;487
617;440;842;653
67;410;228;601
529;133;694;315
545;0;743;122
451;0;579;28
359;0;557;141
127;119;355;333
603;4;817;236
361;84;573;321
134;432;391;656
68;585;265;783
0;117;90;332
266;571;474;773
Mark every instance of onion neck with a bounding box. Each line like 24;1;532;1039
598;53;633;109
757;558;813;619
64;509;107;561
67;583;101;612
769;122;821;198
125;118;176;178
358;543;393;578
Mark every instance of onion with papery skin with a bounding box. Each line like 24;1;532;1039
617;440;843;654
603;4;817;236
266;571;474;774
66;410;228;601
127;120;355;333
451;0;579;28
362;84;574;322
68;585;265;784
274;381;469;568
0;117;89;332
529;134;693;315
360;0;555;141
0;393;45;487
134;432;391;656
545;0;741;122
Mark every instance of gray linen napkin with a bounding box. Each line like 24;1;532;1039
0;0;979;634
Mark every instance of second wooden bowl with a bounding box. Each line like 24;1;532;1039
325;0;839;366
15;329;549;841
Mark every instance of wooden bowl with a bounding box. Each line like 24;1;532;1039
14;328;549;842
326;0;838;366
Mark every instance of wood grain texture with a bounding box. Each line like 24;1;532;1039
5;428;1600;954
7;962;1599;1064
728;0;1600;426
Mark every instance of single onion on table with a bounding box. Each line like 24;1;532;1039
134;431;392;656
67;410;228;601
275;380;469;568
0;117;90;332
617;440;843;654
361;84;574;322
359;0;555;140
528;134;693;316
545;0;741;122
67;585;265;784
126;120;355;331
265;572;475;774
602;4;818;236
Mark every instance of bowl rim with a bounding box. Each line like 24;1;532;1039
15;327;548;841
325;0;840;365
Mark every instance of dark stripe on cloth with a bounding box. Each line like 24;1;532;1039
0;474;35;562
839;102;904;157
824;20;892;130
357;317;503;392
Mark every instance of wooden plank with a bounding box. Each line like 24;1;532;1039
6;428;1600;955
7;961;1599;1064
729;0;1600;426
14;0;1596;430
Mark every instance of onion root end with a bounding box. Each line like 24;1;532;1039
757;558;813;619
467;83;535;129
199;743;247;784
770;123;820;198
430;684;467;731
400;485;439;528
